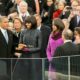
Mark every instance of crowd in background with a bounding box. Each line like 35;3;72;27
0;0;80;58
0;0;80;80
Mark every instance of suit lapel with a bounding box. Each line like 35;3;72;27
0;30;8;45
7;30;12;45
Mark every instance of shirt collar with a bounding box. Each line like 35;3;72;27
37;24;41;30
21;11;30;17
0;27;7;32
64;40;72;43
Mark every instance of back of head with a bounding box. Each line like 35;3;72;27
74;27;80;34
62;29;73;40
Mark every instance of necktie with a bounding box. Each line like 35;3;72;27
4;31;8;43
22;15;26;22
16;32;19;37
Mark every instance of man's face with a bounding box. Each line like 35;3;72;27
1;18;9;29
71;1;78;10
19;3;27;13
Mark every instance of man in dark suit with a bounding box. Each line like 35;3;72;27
54;29;79;57
69;15;80;32
51;29;79;76
68;2;80;31
0;16;13;58
35;14;51;58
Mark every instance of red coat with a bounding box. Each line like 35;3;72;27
52;9;62;19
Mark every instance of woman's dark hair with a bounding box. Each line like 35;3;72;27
74;27;80;35
25;15;37;29
52;18;65;31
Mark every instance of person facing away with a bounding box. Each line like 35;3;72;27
54;29;79;57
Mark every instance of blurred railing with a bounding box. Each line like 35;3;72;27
0;55;80;80
44;55;80;80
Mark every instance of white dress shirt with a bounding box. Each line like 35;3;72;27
64;40;72;43
37;24;41;31
0;27;8;43
77;16;80;25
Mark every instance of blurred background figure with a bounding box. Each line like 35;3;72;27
69;5;80;32
8;0;23;14
74;27;80;53
25;0;40;14
18;1;31;24
52;0;66;19
0;0;10;15
41;0;56;27
34;14;51;58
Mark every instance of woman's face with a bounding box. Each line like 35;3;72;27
26;23;32;29
52;24;58;32
13;19;22;29
58;2;65;10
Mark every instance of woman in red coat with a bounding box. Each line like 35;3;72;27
52;0;66;19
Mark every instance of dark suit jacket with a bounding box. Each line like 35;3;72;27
69;16;79;32
40;24;51;58
0;30;13;58
51;42;80;76
77;44;80;54
54;42;79;57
